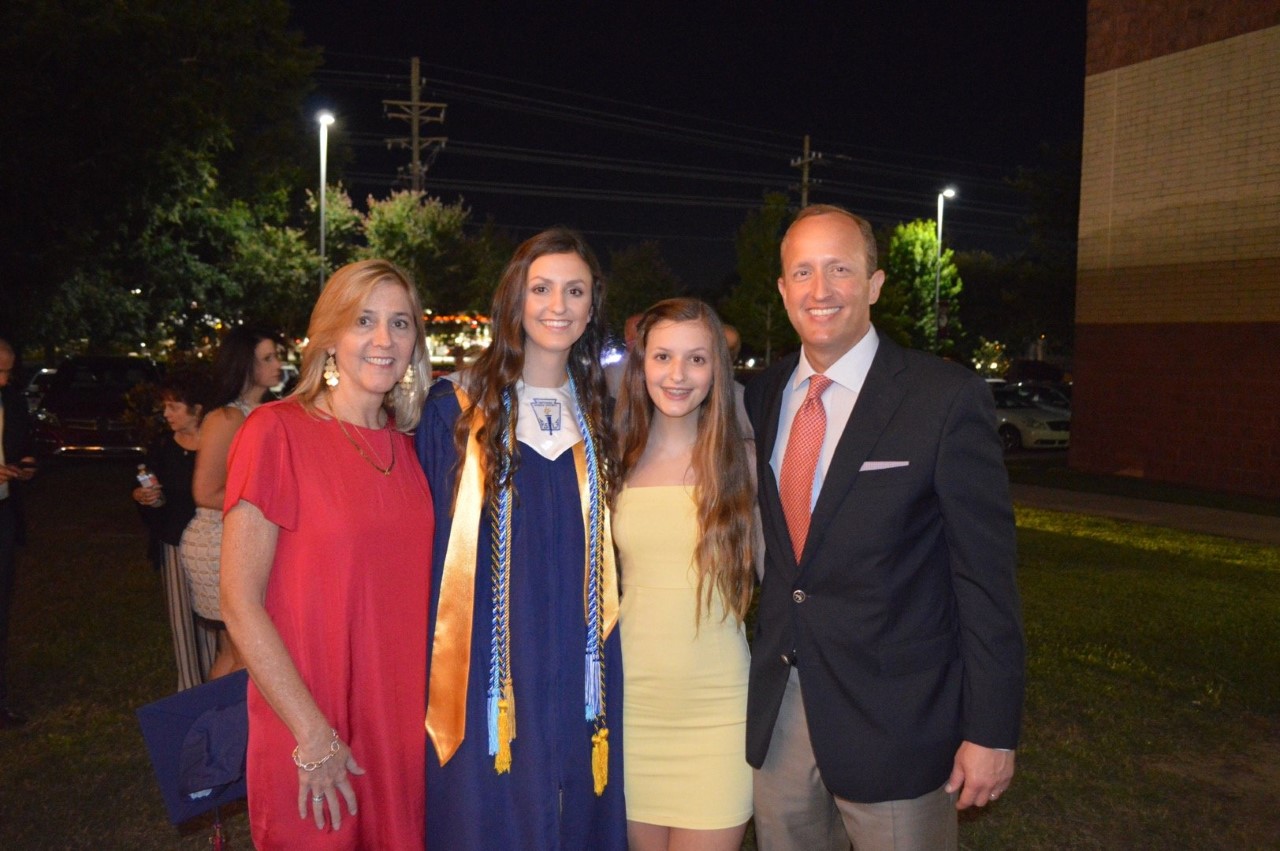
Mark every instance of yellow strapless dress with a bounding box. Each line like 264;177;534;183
615;485;752;829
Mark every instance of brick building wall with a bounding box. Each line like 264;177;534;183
1074;2;1280;498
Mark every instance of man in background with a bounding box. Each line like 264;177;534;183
604;313;643;398
0;337;36;728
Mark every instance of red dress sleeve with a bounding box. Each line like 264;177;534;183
223;402;300;531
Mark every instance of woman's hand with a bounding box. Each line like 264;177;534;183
132;484;162;506
295;732;365;830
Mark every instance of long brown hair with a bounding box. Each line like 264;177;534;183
612;298;756;624
453;227;616;502
292;259;431;432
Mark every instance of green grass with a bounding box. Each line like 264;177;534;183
0;459;238;848
2;461;1277;848
959;508;1280;849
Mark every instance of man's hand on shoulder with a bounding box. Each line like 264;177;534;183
945;741;1015;809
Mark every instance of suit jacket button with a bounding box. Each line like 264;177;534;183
792;590;806;603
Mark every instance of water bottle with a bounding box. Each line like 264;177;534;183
136;463;166;507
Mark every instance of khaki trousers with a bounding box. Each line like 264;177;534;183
752;668;958;851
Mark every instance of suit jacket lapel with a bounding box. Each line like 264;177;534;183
800;336;907;564
758;354;798;571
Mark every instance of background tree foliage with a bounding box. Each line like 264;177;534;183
722;192;796;364
951;141;1080;365
0;0;319;354
880;219;963;355
361;192;473;311
336;190;513;315
307;183;366;275
605;242;682;338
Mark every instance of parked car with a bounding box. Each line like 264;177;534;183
34;356;162;456
991;386;1070;451
24;368;57;412
1007;380;1071;416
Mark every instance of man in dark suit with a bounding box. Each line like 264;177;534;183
0;337;37;728
744;206;1024;849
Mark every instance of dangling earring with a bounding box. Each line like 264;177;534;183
400;363;415;388
323;353;340;388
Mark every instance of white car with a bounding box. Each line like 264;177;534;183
25;368;57;412
992;387;1069;450
1007;381;1071;418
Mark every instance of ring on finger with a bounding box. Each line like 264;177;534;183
312;794;324;803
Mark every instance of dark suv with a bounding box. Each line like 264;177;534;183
34;356;161;456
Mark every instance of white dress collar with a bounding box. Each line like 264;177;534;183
515;379;581;460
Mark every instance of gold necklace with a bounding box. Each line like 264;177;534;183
334;415;395;475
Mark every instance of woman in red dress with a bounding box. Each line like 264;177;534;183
221;260;434;849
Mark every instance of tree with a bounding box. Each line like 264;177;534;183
0;0;319;352
722;193;796;364
881;219;963;354
970;337;1011;379
306;183;366;278
952;250;1024;362
1006;141;1080;356
40;163;323;352
605;242;681;334
230;213;322;341
361;192;478;311
464;220;518;311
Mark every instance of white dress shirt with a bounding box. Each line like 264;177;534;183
768;328;880;511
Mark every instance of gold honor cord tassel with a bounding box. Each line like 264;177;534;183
591;728;609;796
573;444;620;639
503;678;516;740
425;387;484;764
494;680;515;774
573;438;617;795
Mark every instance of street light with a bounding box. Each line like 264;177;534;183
934;186;957;351
317;110;335;290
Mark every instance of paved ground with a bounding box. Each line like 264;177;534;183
1011;483;1280;546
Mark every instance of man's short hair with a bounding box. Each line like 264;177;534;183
781;204;879;275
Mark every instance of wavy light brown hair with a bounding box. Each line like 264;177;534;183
612;298;756;625
453;227;616;502
292;259;431;432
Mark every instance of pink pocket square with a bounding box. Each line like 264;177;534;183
859;460;909;471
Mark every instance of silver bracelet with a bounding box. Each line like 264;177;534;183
292;728;339;772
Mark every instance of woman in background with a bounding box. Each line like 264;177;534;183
221;259;433;848
180;326;282;678
611;298;757;851
132;367;217;690
415;228;626;850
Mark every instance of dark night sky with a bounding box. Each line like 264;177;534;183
288;1;1087;291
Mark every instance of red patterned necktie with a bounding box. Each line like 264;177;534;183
779;374;832;561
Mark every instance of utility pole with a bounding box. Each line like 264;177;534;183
790;134;824;207
384;57;448;192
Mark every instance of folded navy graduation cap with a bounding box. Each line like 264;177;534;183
137;670;250;824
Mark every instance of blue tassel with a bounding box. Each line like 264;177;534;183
585;651;602;720
487;689;500;756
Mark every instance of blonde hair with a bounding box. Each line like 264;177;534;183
291;259;430;431
612;298;756;625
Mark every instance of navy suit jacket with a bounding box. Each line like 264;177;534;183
744;333;1025;803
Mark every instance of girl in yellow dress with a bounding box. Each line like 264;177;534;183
611;298;758;851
